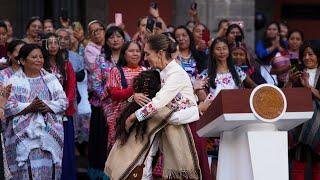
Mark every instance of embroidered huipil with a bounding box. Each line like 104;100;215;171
201;66;247;97
50;61;76;116
135;60;199;124
85;45;114;107
177;55;198;79
4;69;68;179
84;42;102;74
104;66;145;151
0;67;15;86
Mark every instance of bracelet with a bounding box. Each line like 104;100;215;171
127;95;134;103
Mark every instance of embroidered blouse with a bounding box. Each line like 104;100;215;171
89;53;114;107
0;67;15;86
135;60;199;124
50;61;76;116
201;66;246;97
5;69;68;167
177;55;197;79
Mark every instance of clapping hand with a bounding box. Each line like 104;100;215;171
35;97;53;113
0;84;12;107
0;84;12;119
300;71;311;88
193;75;208;90
28;97;52;113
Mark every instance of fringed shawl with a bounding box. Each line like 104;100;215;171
4;69;68;167
105;107;201;180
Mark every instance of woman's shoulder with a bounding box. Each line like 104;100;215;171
109;66;121;75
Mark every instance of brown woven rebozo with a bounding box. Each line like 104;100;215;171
252;86;285;120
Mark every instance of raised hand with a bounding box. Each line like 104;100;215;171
149;6;159;18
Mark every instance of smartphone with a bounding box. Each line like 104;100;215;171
290;58;304;72
235;35;243;44
155;21;162;29
290;58;299;66
115;13;123;26
202;28;210;45
240;65;249;72
190;2;197;10
150;2;158;9
146;17;155;33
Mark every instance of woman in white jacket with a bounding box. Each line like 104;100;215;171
125;34;201;179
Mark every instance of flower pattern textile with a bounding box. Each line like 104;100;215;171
202;66;246;97
167;93;195;111
88;53;114;107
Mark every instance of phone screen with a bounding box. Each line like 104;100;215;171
290;58;299;66
190;2;197;10
155;22;162;29
202;28;210;45
115;13;122;26
235;35;243;43
240;65;249;72
146;17;155;32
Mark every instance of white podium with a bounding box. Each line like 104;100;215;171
197;88;314;180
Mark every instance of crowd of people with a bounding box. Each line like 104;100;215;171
0;4;319;180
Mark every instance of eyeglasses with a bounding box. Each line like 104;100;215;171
91;28;104;35
44;38;60;50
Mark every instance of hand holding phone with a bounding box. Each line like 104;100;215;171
115;13;123;26
155;21;162;29
146;17;155;33
190;2;197;10
150;2;158;9
235;35;243;44
240;65;249;72
202;28;210;45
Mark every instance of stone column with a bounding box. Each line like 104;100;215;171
172;0;194;27
84;0;108;28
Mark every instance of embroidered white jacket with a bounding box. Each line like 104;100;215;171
135;60;199;125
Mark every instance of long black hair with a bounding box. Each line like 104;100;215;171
226;24;245;44
42;33;67;83
104;26;125;61
299;41;320;67
208;37;241;88
173;25;207;72
262;21;286;49
7;40;26;66
116;70;161;145
117;41;142;67
25;16;42;32
16;44;42;72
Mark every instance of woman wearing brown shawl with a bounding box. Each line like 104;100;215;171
105;34;201;179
